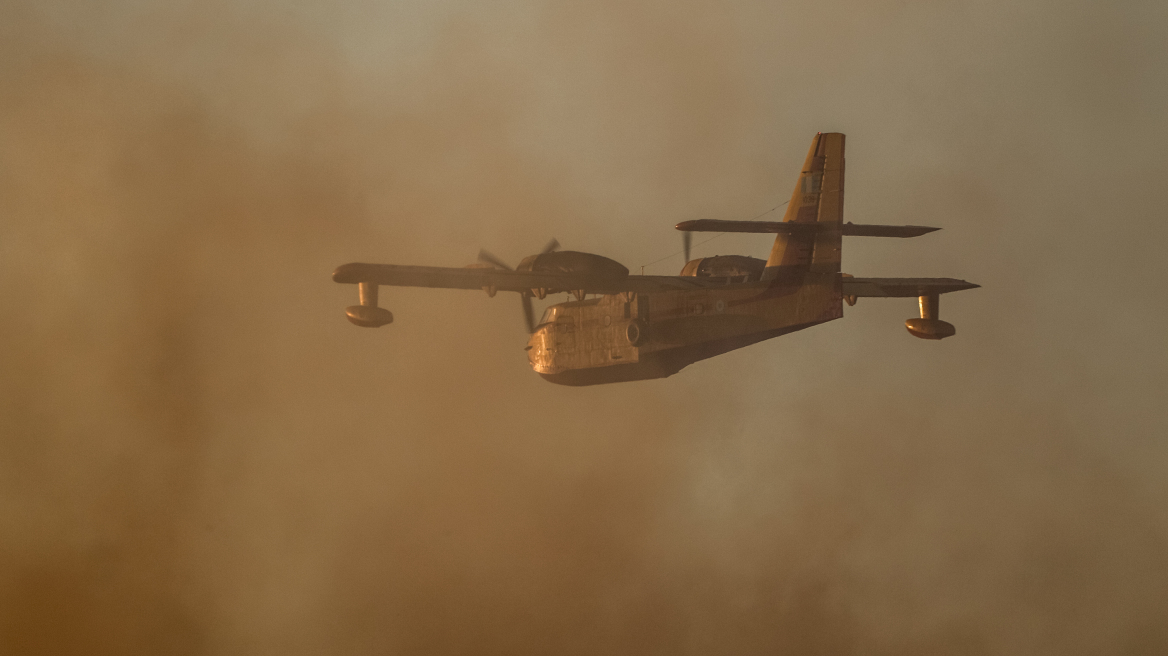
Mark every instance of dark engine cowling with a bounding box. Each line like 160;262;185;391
680;255;766;280
517;251;629;279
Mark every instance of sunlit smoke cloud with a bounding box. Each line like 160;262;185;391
2;1;1167;654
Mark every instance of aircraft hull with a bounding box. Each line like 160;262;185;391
527;273;842;386
536;321;824;385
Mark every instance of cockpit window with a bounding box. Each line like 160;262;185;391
539;307;555;325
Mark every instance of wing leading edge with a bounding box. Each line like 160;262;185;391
332;262;727;295
676;219;940;238
842;277;979;297
334;264;978;298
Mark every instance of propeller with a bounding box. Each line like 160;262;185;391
520;292;536;333
682;231;692;264
476;238;561;334
477;248;513;271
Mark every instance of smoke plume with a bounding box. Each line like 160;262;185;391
2;1;1166;654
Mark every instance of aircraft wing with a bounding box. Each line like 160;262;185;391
842;277;979;297
335;264;977;297
332;262;727;295
677;219;940;238
335;263;574;292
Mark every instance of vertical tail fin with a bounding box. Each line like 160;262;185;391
764;132;845;277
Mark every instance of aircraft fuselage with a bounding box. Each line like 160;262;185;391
527;272;843;385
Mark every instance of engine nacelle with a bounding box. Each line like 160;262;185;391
680;255;766;280
517;250;629;279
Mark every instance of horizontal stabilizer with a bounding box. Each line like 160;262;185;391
841;224;940;237
842;277;979;297
675;220;939;238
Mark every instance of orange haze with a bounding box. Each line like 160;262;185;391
2;1;1167;654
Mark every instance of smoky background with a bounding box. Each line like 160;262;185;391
2;0;1167;654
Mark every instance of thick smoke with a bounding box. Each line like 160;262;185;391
2;1;1166;654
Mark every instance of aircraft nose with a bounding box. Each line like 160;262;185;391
525;327;553;371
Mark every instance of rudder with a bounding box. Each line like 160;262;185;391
763;132;845;277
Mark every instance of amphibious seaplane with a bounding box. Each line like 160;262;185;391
333;133;978;385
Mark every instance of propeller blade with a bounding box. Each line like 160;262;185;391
541;238;560;254
477;249;513;271
521;292;536;333
683;231;692;263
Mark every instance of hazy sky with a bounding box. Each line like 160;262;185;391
2;1;1167;654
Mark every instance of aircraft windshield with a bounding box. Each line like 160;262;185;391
539;307;555;326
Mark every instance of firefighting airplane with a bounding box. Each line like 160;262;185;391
333;133;978;385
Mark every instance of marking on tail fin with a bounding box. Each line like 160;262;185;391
765;132;846;277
